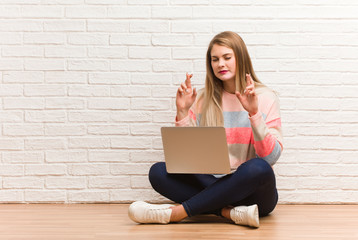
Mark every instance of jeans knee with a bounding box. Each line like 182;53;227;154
246;158;275;182
148;162;167;188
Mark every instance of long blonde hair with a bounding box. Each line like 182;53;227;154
198;31;266;126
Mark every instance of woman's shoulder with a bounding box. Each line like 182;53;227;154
256;86;280;113
257;86;278;100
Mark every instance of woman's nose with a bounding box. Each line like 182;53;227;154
218;59;225;67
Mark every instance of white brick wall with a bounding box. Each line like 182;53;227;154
0;1;357;204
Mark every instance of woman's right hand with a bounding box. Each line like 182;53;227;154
176;73;197;121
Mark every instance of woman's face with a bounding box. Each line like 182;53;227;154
210;44;236;85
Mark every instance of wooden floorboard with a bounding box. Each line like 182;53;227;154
0;204;357;239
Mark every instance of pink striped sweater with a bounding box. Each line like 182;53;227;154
175;88;283;170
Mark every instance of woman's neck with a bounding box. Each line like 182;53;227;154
222;80;236;94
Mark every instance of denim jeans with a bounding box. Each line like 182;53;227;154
148;158;278;217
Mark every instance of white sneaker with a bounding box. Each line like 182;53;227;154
128;201;175;224
230;204;259;228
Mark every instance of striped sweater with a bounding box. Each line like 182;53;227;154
175;88;283;170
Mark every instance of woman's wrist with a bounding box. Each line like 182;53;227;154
176;110;189;121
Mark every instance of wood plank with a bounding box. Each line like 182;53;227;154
0;204;357;239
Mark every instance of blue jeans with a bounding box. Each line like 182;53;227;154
149;158;278;217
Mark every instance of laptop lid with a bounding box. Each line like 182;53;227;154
161;127;231;174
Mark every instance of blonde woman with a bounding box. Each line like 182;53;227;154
128;31;283;228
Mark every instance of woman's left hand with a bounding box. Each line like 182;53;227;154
235;74;258;117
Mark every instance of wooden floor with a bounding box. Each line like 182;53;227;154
0;204;357;239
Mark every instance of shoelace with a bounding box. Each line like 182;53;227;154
145;207;169;222
233;208;247;224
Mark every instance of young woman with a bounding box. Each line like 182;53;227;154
128;31;283;228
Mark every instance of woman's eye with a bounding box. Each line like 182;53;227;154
212;59;218;62
225;57;231;60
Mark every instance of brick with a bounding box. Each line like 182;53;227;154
45;72;87;84
45;124;86;136
0;85;23;96
89;72;130;85
153;60;193;72
45;46;86;58
152;111;176;123
0;164;24;176
67;60;109;71
69;85;110;97
129;47;170;59
131;176;152;189
0;6;21;18
131;98;171;110
88;47;128;59
2;46;43;57
171;21;211;33
111;60;151;72
88;124;129;135
3;177;44;189
111;163;152;175
0;59;23;71
213;21;255;33
25;138;66;150
131;73;171;85
256;47;299;59
2;152;44;164
86;0;126;4
152;34;193;46
130;150;164;163
172;47;207;59
88;20;129;32
88;176;130;189
69;137;111;149
24;33;65;44
89;150;129;163
68;33;109;45
44;20;85;32
3;98;44;110
3;124;44;136
0;20;42;31
68;190;109;203
25;190;66;203
0;33;22;44
110;189;167;203
25;111;66;123
46;177;86;189
0;111;23;123
111;33;151;46
88;98;129;110
130;124;163;136
0;191;23;203
22;6;63;18
108;6;150;19
152;7;192;19
25;59;65;71
24;85;66;97
130;21;169;33
110;86;151;97
111;111;152;122
111;136;152;149
69;164;110;176
65;6;107;18
69;111;110;122
46;150;87;163
45;98;85;110
4;70;41;84
128;0;167;4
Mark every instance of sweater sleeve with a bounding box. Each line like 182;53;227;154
249;94;283;166
175;109;198;127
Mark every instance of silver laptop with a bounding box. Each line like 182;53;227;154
161;127;231;174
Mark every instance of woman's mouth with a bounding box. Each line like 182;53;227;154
219;70;228;74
